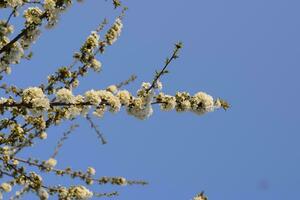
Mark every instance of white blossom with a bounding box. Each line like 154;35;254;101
56;88;75;103
84;90;101;106
22;87;50;113
6;0;23;7
44;158;57;169
0;183;11;192
38;188;49;200
190;92;214;115
87;167;96;175
106;85;118;94
90;58;102;72
23;7;43;26
39;132;48;140
117;90;131;106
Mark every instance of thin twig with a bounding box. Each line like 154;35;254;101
86;114;107;144
5;6;18;26
116;74;137;89
146;42;183;92
51;124;79;158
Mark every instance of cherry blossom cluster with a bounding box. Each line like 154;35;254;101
0;82;222;122
0;0;90;77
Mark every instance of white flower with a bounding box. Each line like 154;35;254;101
87;167;96;175
106;85;118;94
23;7;43;25
69;185;93;200
85;90;101;106
175;92;191;112
155;80;163;90
90;58;102;72
22;87;50;113
0;20;14;36
117;90;131;106
38;188;49;200
0;183;11;192
97;90;121;113
191;92;214;115
93;105;106;118
81;31;99;54
39;132;47;140
141;82;151;90
43;0;56;11
56;88;75;103
65;106;82;119
127;97;153;120
157;93;176;111
44;158;57;169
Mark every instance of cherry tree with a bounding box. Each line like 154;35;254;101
0;0;228;199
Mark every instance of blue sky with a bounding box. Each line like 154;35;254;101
2;0;300;199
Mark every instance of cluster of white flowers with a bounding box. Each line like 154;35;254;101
116;90;131;106
58;185;93;200
175;92;191;112
156;93;176;111
56;88;75;103
6;0;23;7
22;87;50;114
81;31;99;55
0;146;14;157
6;84;221;121
10;123;24;135
126;82;154;120
176;91;221;115
43;0;73;28
44;0;56;11
0;19;25;73
0;1;79;76
23;7;43;26
0;20;14;37
105;18;123;45
84;89;102;106
90;90;121;117
78;31;103;71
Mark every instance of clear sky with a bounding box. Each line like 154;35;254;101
2;0;300;199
